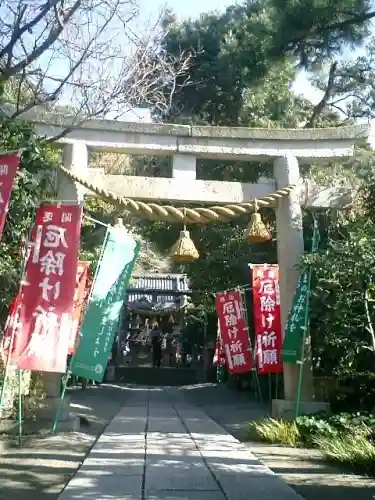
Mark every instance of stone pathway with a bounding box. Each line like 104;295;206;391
182;383;375;500
58;387;303;500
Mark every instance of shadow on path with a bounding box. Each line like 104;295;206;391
180;383;375;500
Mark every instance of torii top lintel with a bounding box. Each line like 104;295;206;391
16;106;369;163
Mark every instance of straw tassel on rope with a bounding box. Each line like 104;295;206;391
170;211;199;262
244;199;272;243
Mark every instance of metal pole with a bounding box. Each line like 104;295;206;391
0;237;30;419
295;218;319;418
52;227;110;433
240;290;263;404
0;322;17;419
18;369;23;447
295;267;312;418
52;370;70;433
203;293;208;381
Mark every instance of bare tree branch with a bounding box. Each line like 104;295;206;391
0;0;192;137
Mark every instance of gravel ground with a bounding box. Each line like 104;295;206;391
0;383;128;500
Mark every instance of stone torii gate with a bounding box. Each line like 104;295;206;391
27;109;369;417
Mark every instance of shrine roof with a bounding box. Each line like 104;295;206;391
128;273;191;294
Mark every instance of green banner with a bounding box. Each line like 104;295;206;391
281;220;320;364
281;272;309;364
70;228;140;382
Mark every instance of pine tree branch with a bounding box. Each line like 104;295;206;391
305;61;338;128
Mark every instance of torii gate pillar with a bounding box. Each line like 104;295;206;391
274;155;314;406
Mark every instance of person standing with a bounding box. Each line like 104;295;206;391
150;323;162;368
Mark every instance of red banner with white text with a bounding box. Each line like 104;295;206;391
252;264;283;375
215;290;253;374
212;319;226;367
0;152;21;238
12;203;83;372
68;261;91;354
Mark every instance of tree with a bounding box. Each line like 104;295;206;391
0;1;191;134
303;37;375;122
135;4;349;300
160;0;374;125
304;209;375;376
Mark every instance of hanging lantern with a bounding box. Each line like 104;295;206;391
170;218;199;262
168;314;175;324
244;200;271;243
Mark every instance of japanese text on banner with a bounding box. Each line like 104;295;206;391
252;264;283;375
0;152;21;239
70;229;140;382
215;290;253;374
14;204;82;373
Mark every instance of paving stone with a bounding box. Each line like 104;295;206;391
147;418;185;434
59;387;306;500
145;458;219;491
146;490;226;500
214;474;304;500
58;473;142;499
79;456;144;475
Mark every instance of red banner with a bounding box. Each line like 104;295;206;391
1;293;22;363
0;152;21;238
215;290;253;374
68;261;91;354
11;203;83;372
252;264;283;375
212;320;226;367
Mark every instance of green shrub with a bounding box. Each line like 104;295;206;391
296;411;375;443
330;372;375;412
295;414;338;445
248;411;375;475
248;418;301;446
249;411;375;446
314;433;375;474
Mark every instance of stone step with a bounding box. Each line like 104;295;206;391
115;366;200;386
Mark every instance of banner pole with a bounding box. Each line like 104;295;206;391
295;267;312;419
52;370;70;434
0;236;30;420
52;227;110;434
0;323;17;419
275;372;279;400
240;290;263;405
295;218;319;418
17;369;23;447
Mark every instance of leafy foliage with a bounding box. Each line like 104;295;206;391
0;118;57;325
249;410;375;474
304;215;375;374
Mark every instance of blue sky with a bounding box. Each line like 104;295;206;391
140;0;236;20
